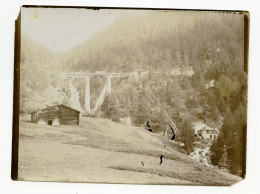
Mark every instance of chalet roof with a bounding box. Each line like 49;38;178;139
200;126;218;132
30;104;80;114
192;121;219;134
192;121;207;130
59;104;81;113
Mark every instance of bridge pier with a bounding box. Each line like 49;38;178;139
85;76;91;114
107;76;112;94
64;72;136;114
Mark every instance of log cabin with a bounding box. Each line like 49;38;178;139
31;104;80;126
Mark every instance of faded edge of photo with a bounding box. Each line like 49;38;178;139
11;6;250;184
242;11;250;179
11;8;21;180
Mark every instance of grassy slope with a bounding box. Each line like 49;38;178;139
18;117;241;185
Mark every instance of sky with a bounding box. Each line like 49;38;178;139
21;7;148;53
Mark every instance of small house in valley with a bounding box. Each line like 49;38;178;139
197;127;218;141
192;121;219;141
31;104;80;126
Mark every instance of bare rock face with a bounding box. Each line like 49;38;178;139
23;75;85;113
68;79;84;113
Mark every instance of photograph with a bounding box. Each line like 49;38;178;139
13;6;248;185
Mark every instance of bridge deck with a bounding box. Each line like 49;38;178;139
64;72;137;78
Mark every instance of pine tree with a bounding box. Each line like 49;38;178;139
179;119;195;154
210;131;224;166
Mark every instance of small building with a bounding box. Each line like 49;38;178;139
192;121;219;141
197;127;218;141
31;104;80;126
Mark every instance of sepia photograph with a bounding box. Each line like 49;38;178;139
13;6;248;185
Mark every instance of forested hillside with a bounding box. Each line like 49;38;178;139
20;10;247;176
62;11;246;176
20;34;55;112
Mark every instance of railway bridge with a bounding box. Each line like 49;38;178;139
63;71;138;114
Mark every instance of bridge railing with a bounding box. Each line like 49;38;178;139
63;72;138;78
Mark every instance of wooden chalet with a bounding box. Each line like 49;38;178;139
31;104;80;126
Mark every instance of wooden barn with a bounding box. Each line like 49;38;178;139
31;104;80;126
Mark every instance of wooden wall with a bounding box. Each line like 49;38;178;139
48;106;60;120
31;105;79;126
60;105;79;125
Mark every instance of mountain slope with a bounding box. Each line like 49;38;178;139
60;11;247;176
60;10;246;135
18;117;241;185
20;11;247;176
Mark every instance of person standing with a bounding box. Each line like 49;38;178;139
159;155;163;165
